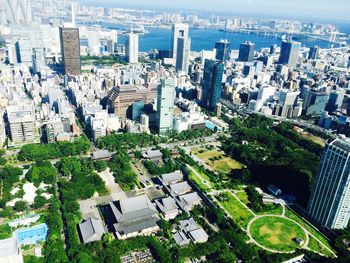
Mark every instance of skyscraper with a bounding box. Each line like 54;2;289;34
126;32;139;64
215;39;231;62
11;25;44;66
308;138;350;229
4;0;32;25
308;46;320;60
175;37;191;73
201;59;224;111
157;77;176;134
238;41;255;62
171;23;189;59
59;27;81;75
278;40;301;67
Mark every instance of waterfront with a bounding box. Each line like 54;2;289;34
99;22;348;52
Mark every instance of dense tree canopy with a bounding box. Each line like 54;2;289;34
18;137;91;161
108;152;137;190
220;114;322;206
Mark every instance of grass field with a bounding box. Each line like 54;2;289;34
217;193;254;229
308;235;334;257
301;133;326;147
250;216;306;252
236;190;249;204
285;209;335;255
188;170;210;192
192;147;243;173
257;205;284;216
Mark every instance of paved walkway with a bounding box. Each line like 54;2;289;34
186;164;336;257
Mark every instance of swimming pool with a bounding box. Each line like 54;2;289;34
14;223;48;245
205;121;222;132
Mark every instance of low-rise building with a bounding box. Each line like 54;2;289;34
0;237;23;263
109;195;159;239
173;218;209;247
155;197;180;220
78;217;106;244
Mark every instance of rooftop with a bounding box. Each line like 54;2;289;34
79;218;105;244
331;138;350;153
0;237;20;258
161;170;183;185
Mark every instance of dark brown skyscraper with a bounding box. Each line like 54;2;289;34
59;27;81;75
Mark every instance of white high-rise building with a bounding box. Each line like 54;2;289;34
308;138;350;229
125;32;139;64
11;25;44;66
6;104;38;146
171;23;189;59
157;77;175;134
4;0;32;25
257;85;275;103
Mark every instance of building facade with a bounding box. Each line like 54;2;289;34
171;23;189;59
59;27;81;75
108;84;157;119
238;41;255;62
215;39;231;62
278;40;301;67
308;138;350;229
201;59;224;111
125;32;139;64
176;37;191;73
157;77;176;134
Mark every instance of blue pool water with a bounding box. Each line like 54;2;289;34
206;121;222;132
14;223;48;245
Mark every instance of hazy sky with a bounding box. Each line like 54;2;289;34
79;0;350;22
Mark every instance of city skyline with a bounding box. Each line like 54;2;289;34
79;0;350;22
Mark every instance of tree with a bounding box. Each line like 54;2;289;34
33;195;47;209
14;200;28;212
94;160;107;172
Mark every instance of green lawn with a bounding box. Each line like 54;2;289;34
192;166;217;188
250;216;306;252
285;210;335;255
192;148;243;173
236;190;249;204
188;170;210;192
308;235;334;257
257;205;284;216
301;133;326;147
217;193;254;229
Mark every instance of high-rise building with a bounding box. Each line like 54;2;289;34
201;59;224;111
4;0;32;25
157;77;176;134
308;138;350;229
303;90;329;116
238;41;255;62
108;84;157;119
59;27;81;75
175;37;191;73
325;91;345;113
126;32;139;64
308;46;320;60
215;39;231;62
171;23;189;59
32;47;46;73
6;104;38;146
11;25;44;66
278;40;301;67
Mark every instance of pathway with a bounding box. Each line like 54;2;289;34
246;214;309;254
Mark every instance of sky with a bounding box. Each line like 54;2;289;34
79;0;350;22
